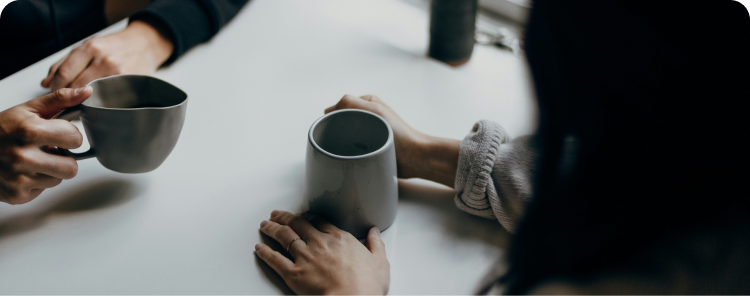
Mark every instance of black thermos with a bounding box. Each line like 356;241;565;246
428;0;478;66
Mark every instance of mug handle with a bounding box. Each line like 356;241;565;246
52;106;96;160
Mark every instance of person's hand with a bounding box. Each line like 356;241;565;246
41;21;173;91
0;87;92;204
255;210;390;295
325;94;429;179
325;95;460;187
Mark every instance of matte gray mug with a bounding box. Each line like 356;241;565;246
304;109;398;239
55;75;188;173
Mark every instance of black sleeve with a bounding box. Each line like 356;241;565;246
129;0;250;65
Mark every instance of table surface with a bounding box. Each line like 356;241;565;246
0;0;535;293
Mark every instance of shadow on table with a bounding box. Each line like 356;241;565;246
397;179;512;250
255;231;296;295
0;178;142;242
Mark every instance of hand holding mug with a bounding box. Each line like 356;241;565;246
325;95;432;181
55;75;188;174
0;87;92;204
325;95;460;188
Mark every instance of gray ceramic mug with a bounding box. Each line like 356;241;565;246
304;109;398;239
54;75;188;173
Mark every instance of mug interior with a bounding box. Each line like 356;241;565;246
312;111;389;157
83;75;187;109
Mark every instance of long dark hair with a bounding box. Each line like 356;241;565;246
502;0;750;293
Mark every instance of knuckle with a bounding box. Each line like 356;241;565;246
10;150;31;169
56;67;73;81
331;230;346;240
88;40;104;54
279;225;294;235
307;235;325;246
52;89;67;102
100;57;121;72
17;174;32;186
81;39;94;48
62;161;78;179
371;104;385;114
100;56;114;66
287;266;305;279
103;62;124;75
12;122;39;144
339;96;353;106
326;238;344;249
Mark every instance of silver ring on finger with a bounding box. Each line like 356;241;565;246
286;237;304;253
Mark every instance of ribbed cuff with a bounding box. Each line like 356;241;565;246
454;120;510;219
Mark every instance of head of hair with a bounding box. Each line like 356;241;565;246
502;0;750;293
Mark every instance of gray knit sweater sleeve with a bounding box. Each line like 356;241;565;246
454;120;538;233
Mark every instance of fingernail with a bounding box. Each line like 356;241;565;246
260;220;269;227
344;94;356;100
371;227;381;236
270;210;280;218
74;86;89;95
324;106;334;113
255;244;262;251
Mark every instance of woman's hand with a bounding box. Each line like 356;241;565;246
256;210;390;295
326;95;460;188
41;21;173;91
0;87;92;204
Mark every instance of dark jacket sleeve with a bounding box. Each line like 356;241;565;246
129;0;250;65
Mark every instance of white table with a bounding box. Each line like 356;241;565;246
0;0;535;293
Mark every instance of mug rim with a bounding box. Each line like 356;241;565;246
81;74;188;110
308;109;394;160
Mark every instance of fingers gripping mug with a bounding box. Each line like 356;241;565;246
304;109;398;239
54;75;188;173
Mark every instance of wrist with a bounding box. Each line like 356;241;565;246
412;133;461;188
127;20;174;66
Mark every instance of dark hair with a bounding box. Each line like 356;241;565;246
502;0;750;293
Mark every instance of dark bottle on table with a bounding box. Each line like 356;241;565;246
428;0;478;66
